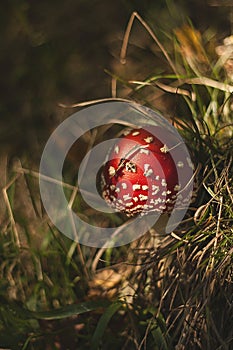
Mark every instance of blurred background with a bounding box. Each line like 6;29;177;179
1;0;231;158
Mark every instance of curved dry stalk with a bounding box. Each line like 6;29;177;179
129;79;196;101
120;12;179;77
91;216;148;272
17;166;76;190
58;97;132;109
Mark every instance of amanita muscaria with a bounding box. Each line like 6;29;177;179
100;126;185;217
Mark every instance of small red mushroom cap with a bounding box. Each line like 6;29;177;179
101;126;182;217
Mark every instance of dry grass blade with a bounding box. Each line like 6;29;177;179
129;79;196;100
120;12;179;77
0;154;7;223
184;76;233;93
2;173;21;247
58;97;132;108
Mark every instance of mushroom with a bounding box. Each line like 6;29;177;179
100;126;183;217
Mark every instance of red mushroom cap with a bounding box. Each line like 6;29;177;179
101;126;182;217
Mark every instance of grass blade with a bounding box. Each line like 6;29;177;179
28;300;110;320
90;301;123;349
